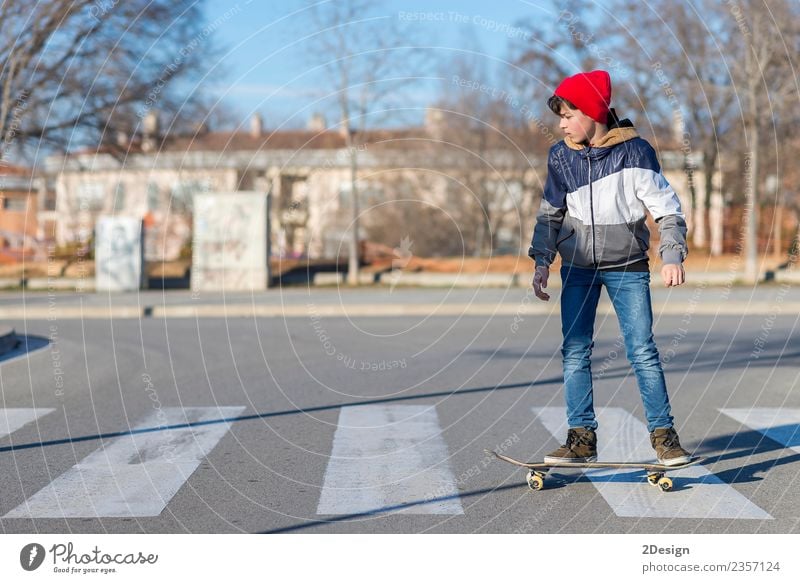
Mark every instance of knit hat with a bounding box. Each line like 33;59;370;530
553;70;612;124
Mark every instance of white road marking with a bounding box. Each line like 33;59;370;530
0;408;56;440
533;407;772;519
719;408;800;452
3;406;244;518
316;404;463;515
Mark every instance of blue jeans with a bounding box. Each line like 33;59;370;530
559;264;674;433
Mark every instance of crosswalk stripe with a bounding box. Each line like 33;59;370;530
316;404;463;515
0;408;56;440
533;407;772;520
3;406;244;519
719;408;800;452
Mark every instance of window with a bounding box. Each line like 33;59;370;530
2;197;27;211
44;190;56;211
169;179;210;213
77;182;105;211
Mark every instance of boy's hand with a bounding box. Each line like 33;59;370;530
661;263;685;287
532;265;550;301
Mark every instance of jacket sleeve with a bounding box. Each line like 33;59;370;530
528;149;567;268
633;141;689;265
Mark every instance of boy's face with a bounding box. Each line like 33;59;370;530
557;104;596;144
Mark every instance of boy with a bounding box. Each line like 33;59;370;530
529;69;692;466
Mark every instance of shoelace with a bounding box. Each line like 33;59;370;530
663;436;680;450
656;431;680;450
565;431;594;450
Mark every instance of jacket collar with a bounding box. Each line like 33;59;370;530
564;116;639;152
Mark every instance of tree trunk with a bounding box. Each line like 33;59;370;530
773;203;783;259
346;130;360;286
693;171;707;250
744;33;760;283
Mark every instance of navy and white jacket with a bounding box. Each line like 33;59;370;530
529;118;688;269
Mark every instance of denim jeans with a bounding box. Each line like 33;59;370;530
559;264;674;433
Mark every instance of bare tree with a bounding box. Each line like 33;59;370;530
304;0;430;284
0;0;219;163
612;0;799;276
362;171;465;257
603;0;741;256
509;0;601;114
426;33;535;257
513;0;735;255
724;0;800;280
512;0;800;279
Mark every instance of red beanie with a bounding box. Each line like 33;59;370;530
554;70;612;123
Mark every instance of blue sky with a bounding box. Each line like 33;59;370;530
203;0;553;130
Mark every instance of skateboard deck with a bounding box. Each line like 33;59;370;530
486;449;704;492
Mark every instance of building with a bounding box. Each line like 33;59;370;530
0;164;52;262
42;110;710;261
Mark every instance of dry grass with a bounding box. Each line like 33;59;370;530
384;251;795;275
0;251;792;280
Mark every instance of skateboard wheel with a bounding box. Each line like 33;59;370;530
657;477;673;492
526;471;545;491
647;472;663;486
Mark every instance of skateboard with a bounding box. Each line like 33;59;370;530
485;449;705;492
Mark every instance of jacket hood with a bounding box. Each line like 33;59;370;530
564;114;639;154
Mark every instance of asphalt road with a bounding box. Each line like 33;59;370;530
1;288;799;533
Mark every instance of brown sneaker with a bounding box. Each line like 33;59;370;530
544;427;597;463
650;427;691;466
